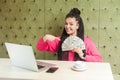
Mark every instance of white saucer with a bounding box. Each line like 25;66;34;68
71;66;88;71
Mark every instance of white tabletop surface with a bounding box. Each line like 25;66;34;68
0;58;114;80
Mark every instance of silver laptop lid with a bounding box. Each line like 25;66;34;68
5;42;39;72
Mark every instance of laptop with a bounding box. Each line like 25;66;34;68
5;42;55;72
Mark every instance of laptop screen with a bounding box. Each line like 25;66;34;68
5;42;39;71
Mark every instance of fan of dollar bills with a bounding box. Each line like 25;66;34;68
62;36;85;51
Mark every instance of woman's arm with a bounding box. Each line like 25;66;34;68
36;34;60;52
84;36;103;62
43;34;60;42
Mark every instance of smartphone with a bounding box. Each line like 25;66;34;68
46;67;58;73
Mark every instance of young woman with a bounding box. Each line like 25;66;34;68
36;8;103;62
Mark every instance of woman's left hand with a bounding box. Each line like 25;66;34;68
72;47;84;59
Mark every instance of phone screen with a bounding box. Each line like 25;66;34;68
46;67;58;73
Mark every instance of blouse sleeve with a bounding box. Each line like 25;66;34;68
84;36;103;62
36;37;60;53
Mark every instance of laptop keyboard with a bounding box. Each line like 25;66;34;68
37;65;45;69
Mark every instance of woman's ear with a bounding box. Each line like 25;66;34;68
76;23;79;29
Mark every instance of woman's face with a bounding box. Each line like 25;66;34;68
64;17;79;36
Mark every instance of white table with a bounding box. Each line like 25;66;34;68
0;58;114;80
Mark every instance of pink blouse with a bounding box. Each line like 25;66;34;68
36;36;103;62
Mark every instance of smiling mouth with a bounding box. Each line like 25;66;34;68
66;29;72;32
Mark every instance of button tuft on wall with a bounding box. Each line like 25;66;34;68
65;0;68;2
39;9;42;12
118;73;120;75
33;0;35;3
29;44;32;46
29;26;31;29
0;42;3;46
60;8;62;11
23;0;26;3
48;26;52;30
19;26;22;29
49;8;52;11
34;52;36;55
116;8;119;11
115;27;118;30
81;8;84;11
14;34;17;38
24;35;27;38
54;17;57;21
19;9;21;12
92;27;95;30
114;46;117;49
14;17;17;21
9;9;12;12
38;26;42;29
86;17;89;21
13;0;16;3
28;9;31;12
0;8;1;12
113;64;117;67
4;17;7;21
6;51;8;55
4;0;6;3
0;42;4;46
109;36;112;39
0;26;2;29
5;34;8;38
110;18;112;21
103;27;107;30
24;17;26;21
104;8;107;10
33;17;36;21
76;0;78;2
103;45;106;48
9;26;12;29
54;0;57;2
108;54;111;57
34;35;36;38
59;26;62;29
92;8;95;11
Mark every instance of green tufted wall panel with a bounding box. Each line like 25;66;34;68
0;0;45;59
0;0;120;79
99;0;120;78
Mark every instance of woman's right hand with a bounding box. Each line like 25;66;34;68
43;34;60;42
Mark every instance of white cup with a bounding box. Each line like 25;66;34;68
74;61;86;69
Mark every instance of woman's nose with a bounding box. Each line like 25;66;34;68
66;25;70;28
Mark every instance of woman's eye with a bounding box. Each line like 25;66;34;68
70;23;73;26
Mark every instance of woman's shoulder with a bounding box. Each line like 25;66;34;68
84;36;94;44
84;36;92;41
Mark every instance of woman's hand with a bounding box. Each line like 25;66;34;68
43;34;60;42
72;47;85;59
